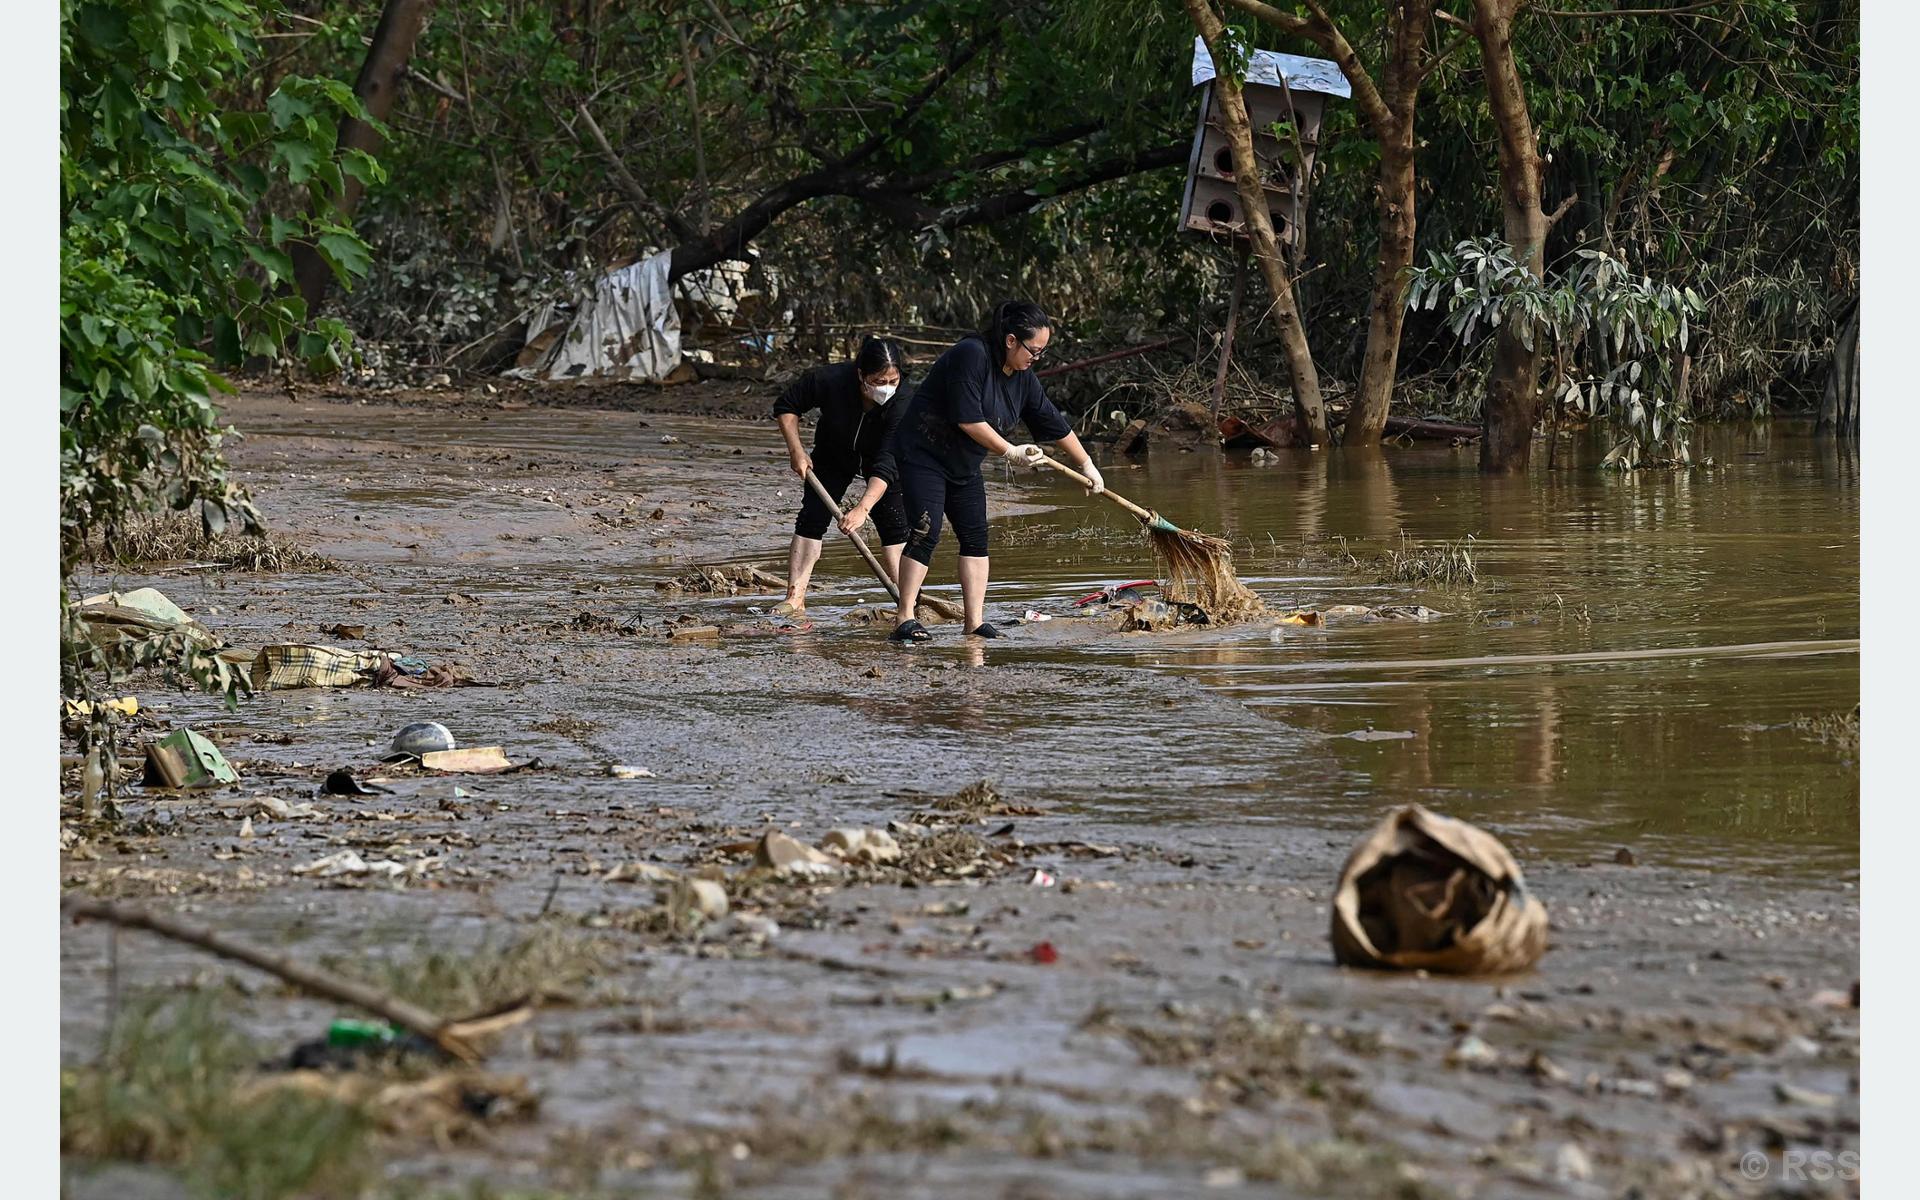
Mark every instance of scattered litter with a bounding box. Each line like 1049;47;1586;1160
1115;597;1209;633
1446;1034;1499;1069
733;914;781;940
251;796;322;820
391;722;456;756
293;850;440;880
142;729;238;789
1074;581;1158;608
245;1068;533;1138
324;623;368;640
1330;804;1549;975
1613;846;1638;867
79;587;218;648
251;644;391;691
820;828;903;865
754;830;841;878
603;862;679;884
421;746;517;774
1372;605;1446;622
1552;1144;1594;1183
321;769;393;797
659;434;681;444
1276;610;1322;627
62;696;138;720
608;764;656;779
1029;869;1057;888
1028;941;1059;965
371;659;489;689
668;624;721;641
238;815;254;838
675;878;730;920
655;563;786;596
1021;610;1053;623
1810;986;1857;1010
444;592;482;607
1773;1082;1839;1109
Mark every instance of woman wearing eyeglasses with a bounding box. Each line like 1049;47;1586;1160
883;300;1104;643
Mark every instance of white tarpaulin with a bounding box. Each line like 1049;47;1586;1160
510;251;680;381
1189;36;1351;98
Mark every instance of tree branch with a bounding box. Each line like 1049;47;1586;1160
1222;0;1395;138
1537;1;1728;15
576;104;701;244
836;31;999;169
1417;29;1477;83
913;142;1190;232
1546;191;1579;228
65;897;482;1063
1217;0;1310;34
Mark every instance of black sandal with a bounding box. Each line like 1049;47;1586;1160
890;619;932;643
968;622;1002;639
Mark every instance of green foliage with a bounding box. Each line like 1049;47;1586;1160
1407;238;1705;467
61;994;374;1199
60;0;381;564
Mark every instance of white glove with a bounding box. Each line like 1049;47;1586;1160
1077;458;1105;495
1002;443;1043;472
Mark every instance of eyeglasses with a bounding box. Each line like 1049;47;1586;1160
1018;338;1048;362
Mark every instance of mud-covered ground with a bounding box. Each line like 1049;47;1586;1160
61;383;1860;1199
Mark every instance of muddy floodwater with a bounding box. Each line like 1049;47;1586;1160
62;387;1859;1199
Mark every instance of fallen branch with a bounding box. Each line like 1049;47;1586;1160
1037;336;1183;380
62;897;481;1063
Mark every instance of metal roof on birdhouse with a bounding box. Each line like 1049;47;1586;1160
1189;37;1351;98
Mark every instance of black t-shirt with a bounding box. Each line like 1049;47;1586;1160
890;336;1071;481
771;361;908;483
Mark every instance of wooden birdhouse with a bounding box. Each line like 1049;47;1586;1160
1180;37;1350;243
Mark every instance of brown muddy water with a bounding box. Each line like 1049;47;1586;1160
61;392;1860;1199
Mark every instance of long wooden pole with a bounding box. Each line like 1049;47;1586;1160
64;897;480;1063
802;470;964;621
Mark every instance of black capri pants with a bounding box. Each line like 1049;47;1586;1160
794;467;909;545
899;456;989;565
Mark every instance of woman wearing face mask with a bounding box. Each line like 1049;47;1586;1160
772;336;911;614
885;300;1103;643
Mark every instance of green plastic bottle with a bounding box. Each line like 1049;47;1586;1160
326;1019;399;1048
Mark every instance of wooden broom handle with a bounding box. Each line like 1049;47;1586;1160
1034;453;1158;525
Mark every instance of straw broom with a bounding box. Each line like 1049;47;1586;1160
1034;454;1266;621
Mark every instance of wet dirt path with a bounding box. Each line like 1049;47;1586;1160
63;387;1858;1199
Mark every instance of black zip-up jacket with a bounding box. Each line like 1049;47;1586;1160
772;362;908;485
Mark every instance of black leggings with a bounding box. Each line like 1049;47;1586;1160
794;468;908;545
899;457;988;565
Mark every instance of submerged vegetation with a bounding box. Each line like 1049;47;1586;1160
61;995;375;1200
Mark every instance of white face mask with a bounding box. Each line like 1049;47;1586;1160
864;381;898;404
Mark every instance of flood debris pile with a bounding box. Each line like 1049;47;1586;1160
654;563;787;596
1146;525;1269;623
89;510;337;572
1330;805;1549;975
1270;604;1448;637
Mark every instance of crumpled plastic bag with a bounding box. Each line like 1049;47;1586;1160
1329;805;1548;975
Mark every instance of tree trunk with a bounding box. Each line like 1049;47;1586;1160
1341;0;1430;446
1184;0;1328;445
291;0;436;315
1471;0;1549;474
1817;297;1860;438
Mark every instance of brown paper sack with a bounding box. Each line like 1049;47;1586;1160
1330;805;1548;974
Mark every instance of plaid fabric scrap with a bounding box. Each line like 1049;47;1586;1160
250;644;392;691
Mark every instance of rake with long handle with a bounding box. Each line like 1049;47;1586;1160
802;469;965;621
